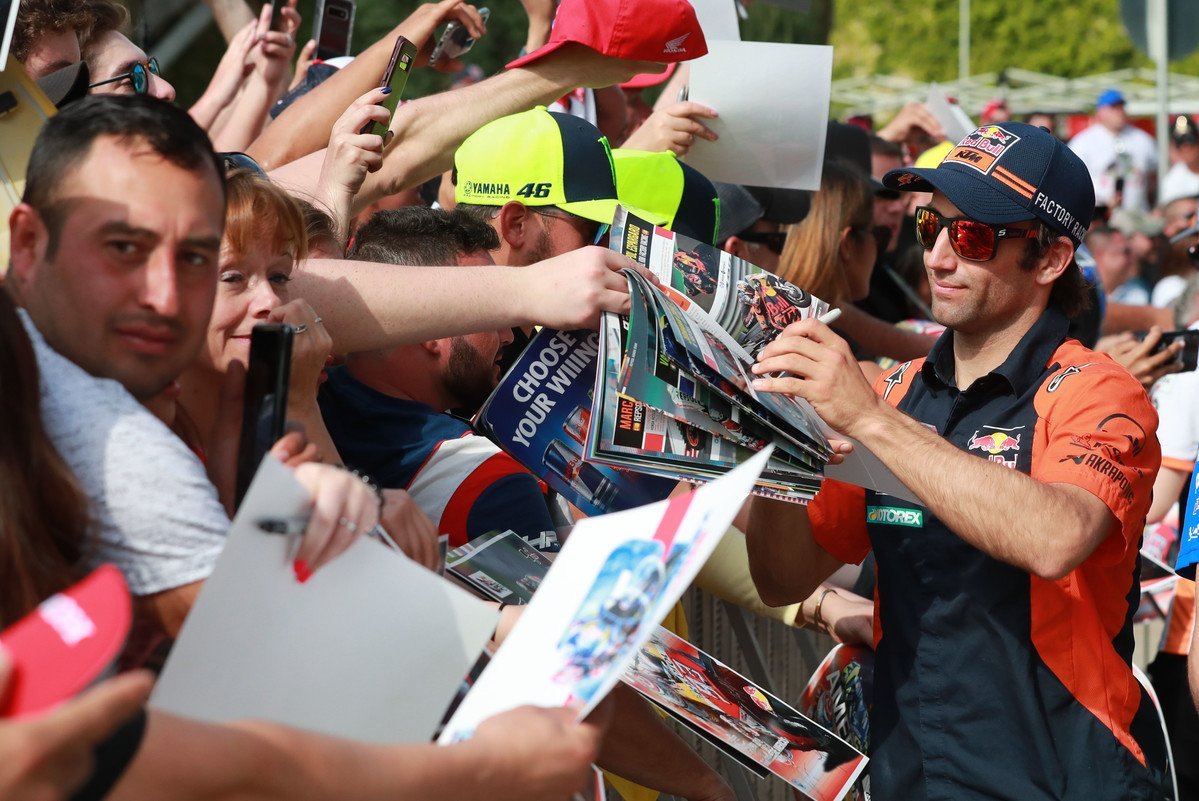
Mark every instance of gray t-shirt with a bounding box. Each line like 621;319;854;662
22;311;229;595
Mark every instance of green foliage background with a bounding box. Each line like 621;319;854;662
167;0;1199;107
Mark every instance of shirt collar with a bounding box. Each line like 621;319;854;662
921;306;1070;395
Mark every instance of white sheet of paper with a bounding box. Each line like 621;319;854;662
438;447;772;742
823;432;919;504
151;457;497;744
926;84;975;144
685;41;832;191
686;0;740;41
1;2;18;70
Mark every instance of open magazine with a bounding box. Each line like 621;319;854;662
474;208;837;507
623;627;867;801
592;207;834;502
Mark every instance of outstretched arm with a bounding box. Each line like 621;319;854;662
291;247;656;354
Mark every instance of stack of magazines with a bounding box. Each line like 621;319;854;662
475;207;834;514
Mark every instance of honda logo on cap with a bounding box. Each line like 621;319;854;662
664;33;690;54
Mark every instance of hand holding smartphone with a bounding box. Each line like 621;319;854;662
361;35;416;137
429;7;490;65
1150;329;1199;373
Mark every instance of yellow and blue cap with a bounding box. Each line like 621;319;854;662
454;107;623;225
611;149;720;245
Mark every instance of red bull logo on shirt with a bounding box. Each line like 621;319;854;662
967;426;1023;468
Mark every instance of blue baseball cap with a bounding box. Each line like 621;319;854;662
882;122;1095;247
1097;88;1126;108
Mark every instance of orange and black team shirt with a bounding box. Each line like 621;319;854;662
808;307;1170;801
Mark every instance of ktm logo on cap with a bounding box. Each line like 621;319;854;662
664;33;690;54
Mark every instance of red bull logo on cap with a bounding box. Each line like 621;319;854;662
943;125;1024;178
967;426;1024;468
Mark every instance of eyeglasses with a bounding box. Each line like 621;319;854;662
735;230;787;255
87;57;160;95
914;205;1040;262
533;208;609;246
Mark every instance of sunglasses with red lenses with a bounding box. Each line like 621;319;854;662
914;206;1040;262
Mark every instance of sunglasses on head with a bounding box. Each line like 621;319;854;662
217;152;267;176
87;57;160;95
914;206;1040;262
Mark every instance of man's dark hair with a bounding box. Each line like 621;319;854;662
22;94;224;256
349;207;500;266
868;135;903;159
1018;224;1090;318
452;203;503;227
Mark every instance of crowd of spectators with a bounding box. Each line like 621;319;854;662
4;0;1199;800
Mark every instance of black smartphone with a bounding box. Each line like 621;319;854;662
313;0;355;61
429;7;489;65
235;323;294;506
266;0;285;32
362;35;416;137
1151;329;1199;373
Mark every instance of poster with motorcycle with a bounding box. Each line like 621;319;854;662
800;644;875;801
437;449;773;743
622;627;867;801
611;206;829;360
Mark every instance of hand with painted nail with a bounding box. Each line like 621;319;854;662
315;87;391;240
290;463;380;582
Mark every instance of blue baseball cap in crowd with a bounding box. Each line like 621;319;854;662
883;122;1095;247
1097;88;1126;108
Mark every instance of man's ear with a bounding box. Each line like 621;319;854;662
7;203;49;289
1034;236;1076;289
497;201;533;250
420;338;445;357
723;236;753;262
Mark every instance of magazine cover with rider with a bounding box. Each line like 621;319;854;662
623;627;866;801
474;326;675;517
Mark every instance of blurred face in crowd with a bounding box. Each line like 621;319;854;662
1096;102;1128;133
8;135;224;400
922;192;1047;337
842;225;878;301
437;250;513;411
202;237;295;374
86;30;175;102
21;27;81;79
1163;197;1198;239
1090;231;1133;293
1178;141;1199;172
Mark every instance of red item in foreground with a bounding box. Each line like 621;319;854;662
0;565;132;718
507;0;707;71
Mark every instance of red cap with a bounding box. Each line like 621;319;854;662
507;0;707;71
0;565;131;718
621;62;678;91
